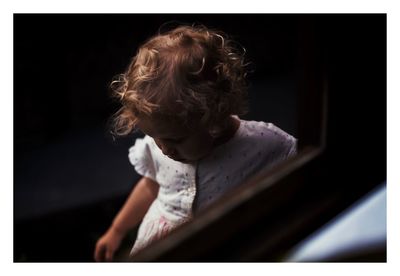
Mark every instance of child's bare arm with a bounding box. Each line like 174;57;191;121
94;176;159;261
112;176;159;235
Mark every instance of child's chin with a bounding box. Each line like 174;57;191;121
174;156;197;163
169;156;190;163
172;151;211;163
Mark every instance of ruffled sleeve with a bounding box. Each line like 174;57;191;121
128;135;157;181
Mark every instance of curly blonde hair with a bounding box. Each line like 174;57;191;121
111;24;250;136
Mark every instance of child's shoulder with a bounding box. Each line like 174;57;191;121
239;119;296;142
236;119;297;157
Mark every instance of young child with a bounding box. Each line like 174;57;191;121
94;25;297;261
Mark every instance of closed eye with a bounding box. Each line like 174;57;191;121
163;137;186;143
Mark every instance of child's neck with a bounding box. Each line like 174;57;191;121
212;116;240;148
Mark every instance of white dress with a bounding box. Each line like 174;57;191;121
128;118;297;255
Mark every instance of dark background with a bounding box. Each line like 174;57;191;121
14;14;386;262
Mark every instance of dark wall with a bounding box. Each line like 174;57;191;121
14;14;299;153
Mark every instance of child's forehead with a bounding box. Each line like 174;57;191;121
136;115;194;137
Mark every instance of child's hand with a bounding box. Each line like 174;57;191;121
94;226;124;262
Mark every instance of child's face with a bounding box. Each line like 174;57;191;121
136;115;214;163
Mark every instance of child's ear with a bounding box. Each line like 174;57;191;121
207;124;223;138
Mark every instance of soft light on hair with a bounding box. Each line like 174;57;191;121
111;24;250;136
